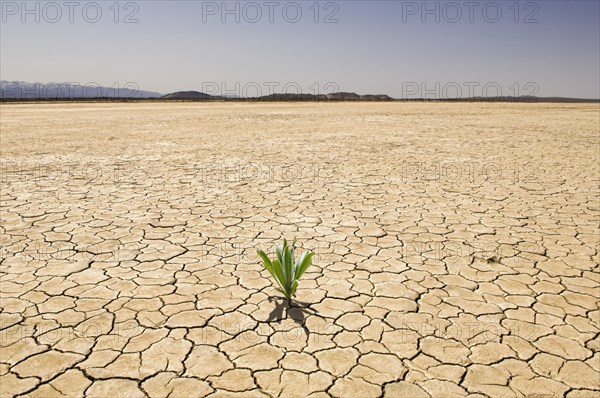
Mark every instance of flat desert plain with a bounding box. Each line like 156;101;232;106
1;102;599;397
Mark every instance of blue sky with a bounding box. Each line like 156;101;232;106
1;0;599;98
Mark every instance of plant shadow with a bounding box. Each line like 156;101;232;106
265;297;320;336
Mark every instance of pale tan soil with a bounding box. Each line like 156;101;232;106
1;102;599;397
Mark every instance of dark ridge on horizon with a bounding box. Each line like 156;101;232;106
1;82;598;103
161;91;395;101
2;96;599;103
159;91;600;103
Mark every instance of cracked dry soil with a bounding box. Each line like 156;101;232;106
0;102;599;397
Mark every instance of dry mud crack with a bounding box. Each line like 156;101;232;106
0;102;599;397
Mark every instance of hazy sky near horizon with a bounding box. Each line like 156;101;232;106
1;0;599;98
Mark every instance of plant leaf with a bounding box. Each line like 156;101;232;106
257;249;272;268
271;258;286;292
275;287;290;299
290;280;298;297
258;249;277;278
295;251;314;280
276;243;286;282
290;243;296;278
283;243;293;291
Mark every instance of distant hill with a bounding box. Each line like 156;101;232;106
509;96;598;103
415;96;599;103
161;91;222;100
160;91;394;101
325;92;393;101
325;92;361;100
0;81;162;99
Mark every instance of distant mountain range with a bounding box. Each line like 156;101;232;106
1;81;598;102
0;81;162;99
160;92;599;102
0;81;393;101
161;91;394;101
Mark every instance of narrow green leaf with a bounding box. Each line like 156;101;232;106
290;243;296;278
295;251;307;271
257;249;272;268
284;244;293;289
257;249;277;278
295;252;314;280
271;259;286;291
290;280;298;297
276;244;286;282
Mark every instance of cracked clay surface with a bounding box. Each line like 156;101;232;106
0;102;599;397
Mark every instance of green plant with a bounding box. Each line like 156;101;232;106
257;239;314;303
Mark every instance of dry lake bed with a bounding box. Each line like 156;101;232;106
1;102;599;397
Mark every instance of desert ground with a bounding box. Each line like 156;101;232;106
1;102;599;397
